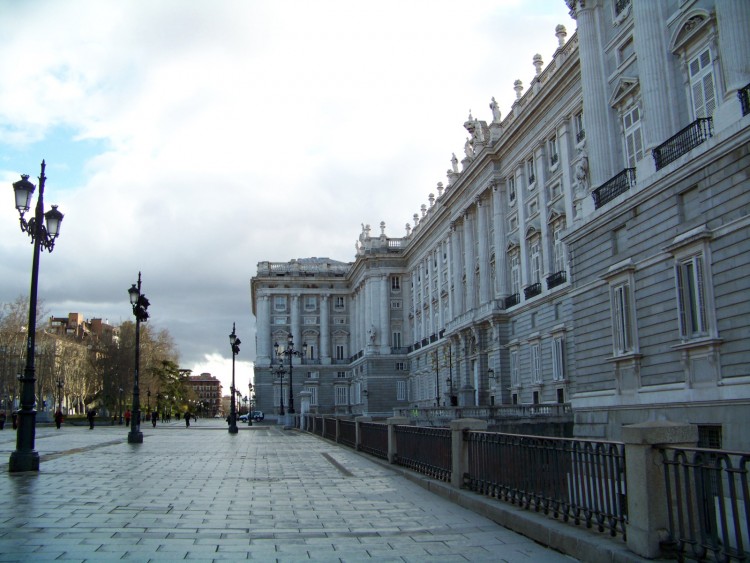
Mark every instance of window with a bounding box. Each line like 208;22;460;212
334;296;345;309
623;106;643;168
556;388;565;403
675;254;708;339
392;332;402;348
574;111;585;143
611;281;635;355
526;157;535;186
508;175;516;204
395;361;405;371
531;343;542;384
617;37;635;66
552;336;565;381
527;197;538;217
274;296;286;311
391;276;401;291
304;296;316;311
529;239;542;284
689;48;716;119
391;299;402;309
397;380;407;401
508;213;518;232
548;182;562;201
510;252;521;296
305;386;318;406
336;371;347;378
553;223;565;273
548;136;558;167
335;345;345;360
335;386;348;405
510;350;520;387
306;371;319;379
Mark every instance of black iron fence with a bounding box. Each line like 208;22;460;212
339;419;356;448
358;421;388;460
592;168;636;209
323;417;337;441
465;431;627;538
653;117;713;171
660;446;750;562
394;425;451;482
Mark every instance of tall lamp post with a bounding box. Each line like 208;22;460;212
9;161;64;473
127;272;150;444
228;323;240;434
274;335;306;415
247;382;253;426
273;360;286;416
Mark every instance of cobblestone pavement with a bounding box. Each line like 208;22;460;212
0;419;578;562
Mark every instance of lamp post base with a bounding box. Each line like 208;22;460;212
127;431;143;444
9;450;40;472
228;424;238;434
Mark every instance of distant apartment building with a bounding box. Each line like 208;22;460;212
48;313;119;345
251;1;750;450
186;373;222;417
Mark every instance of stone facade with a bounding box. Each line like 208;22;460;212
251;0;750;449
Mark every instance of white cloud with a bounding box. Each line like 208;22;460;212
0;0;576;391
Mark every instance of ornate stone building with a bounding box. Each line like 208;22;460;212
251;0;750;449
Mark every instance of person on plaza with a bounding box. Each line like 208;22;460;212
124;408;131;427
151;410;157;428
87;408;96;429
0;410;6;430
54;410;63;429
184;411;191;427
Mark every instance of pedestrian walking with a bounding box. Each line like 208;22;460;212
54;410;63;429
124;409;131;427
0;410;6;430
151;410;157;428
184;411;191;427
87;409;96;429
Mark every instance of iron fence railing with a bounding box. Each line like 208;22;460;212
653;117;713;171
339;419;356;448
358;421;388;460
394;425;451;482
313;416;324;436
323;417;337;441
464;431;627;538
592;168;636;209
660;446;750;562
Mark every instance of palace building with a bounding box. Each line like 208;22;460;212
251;0;750;450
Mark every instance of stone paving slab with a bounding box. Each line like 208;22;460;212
0;420;578;562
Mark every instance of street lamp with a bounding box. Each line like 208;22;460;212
56;378;63;414
118;387;123;423
127;272;150;444
9;161;64;473
272;360;286;416
247;381;254;426
274;335;307;415
228;323;240;434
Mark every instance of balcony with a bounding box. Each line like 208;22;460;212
504;293;520;308
576;128;585;143
592;168;636;209
652;118;713;171
739;81;750;117
523;283;542;299
546;270;567;289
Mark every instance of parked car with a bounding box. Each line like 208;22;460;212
238;414;248;422
252;411;264;421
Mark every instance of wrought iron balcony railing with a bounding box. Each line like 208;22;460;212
524;283;542;299
504;293;520;308
592;168;636;209
576;129;586;143
652;117;713;171
546;270;567;289
739;82;750;116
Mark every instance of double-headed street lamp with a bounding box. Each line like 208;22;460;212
274;335;306;415
228;323;241;434
9;161;64;473
127;272;150;444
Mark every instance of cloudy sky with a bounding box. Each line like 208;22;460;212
0;0;576;394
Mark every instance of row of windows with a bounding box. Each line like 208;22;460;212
509;335;566;388
271;278;403;312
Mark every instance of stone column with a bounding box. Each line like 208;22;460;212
463;210;475;311
492;182;508;298
621;421;698;559
258;294;272;362
632;0;677;152
476;196;490;305
570;0;616;186
320;294;330;362
411;271;419;344
450;418;488;488
291;294;301;354
379;275;389;352
354;415;372;450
